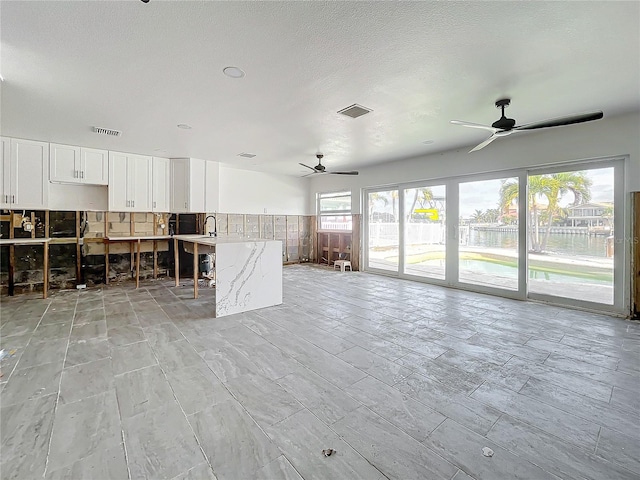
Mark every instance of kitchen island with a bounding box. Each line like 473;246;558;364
173;235;282;317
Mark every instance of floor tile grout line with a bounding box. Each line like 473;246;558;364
42;291;79;478
1;298;54;383
593;426;602;455
468;385;602;455
135;304;220;480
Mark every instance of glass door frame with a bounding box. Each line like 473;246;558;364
401;180;449;286
362;185;402;276
363;171;528;300
448;170;528;301
361;157;627;315
525;157;627;314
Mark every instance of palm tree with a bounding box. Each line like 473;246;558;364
539;172;591;251
500;172;592;252
407;187;434;222
368;192;388;219
471;209;484;224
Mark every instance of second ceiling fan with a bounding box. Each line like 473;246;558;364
299;154;359;177
451;98;603;153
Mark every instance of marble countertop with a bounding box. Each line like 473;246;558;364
0;237;51;245
174;234;279;246
106;235;173;241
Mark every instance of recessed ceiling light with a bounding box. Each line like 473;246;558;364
422;140;434;145
223;66;245;79
177;124;192;129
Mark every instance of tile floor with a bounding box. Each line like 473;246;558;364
1;264;639;480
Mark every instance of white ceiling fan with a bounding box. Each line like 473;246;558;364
451;99;604;153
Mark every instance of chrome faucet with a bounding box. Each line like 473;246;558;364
204;214;217;237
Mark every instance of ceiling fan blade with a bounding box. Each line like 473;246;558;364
451;120;499;133
328;171;359;175
469;134;499;153
301;171;317;178
299;162;316;172
514;111;603;131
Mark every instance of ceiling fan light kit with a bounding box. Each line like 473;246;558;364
451;98;603;153
299;154;359;177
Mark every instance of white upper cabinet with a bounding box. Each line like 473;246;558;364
152;157;170;212
170;158;189;213
50;143;108;185
108;152;128;211
81;147;109;185
129;154;152;212
108;151;152;212
0;137;10;209
1;138;49;210
49;143;79;183
171;158;219;213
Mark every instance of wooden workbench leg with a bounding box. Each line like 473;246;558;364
105;242;110;285
136;239;141;289
8;245;15;296
174;238;180;287
193;243;198;299
153;240;158;279
43;241;49;299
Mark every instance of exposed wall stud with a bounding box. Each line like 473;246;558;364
76;211;81;283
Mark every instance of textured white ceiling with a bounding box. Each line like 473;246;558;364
1;1;638;176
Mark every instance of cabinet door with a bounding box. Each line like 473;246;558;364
171;159;189;213
129;155;152;212
11;138;49;209
50;143;80;183
190;158;206;213
152;157;170;212
81;147;108;185
0;137;10;208
108;152;129;211
204;161;220;213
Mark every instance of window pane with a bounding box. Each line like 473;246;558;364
459;177;519;291
319;192;351;213
367;190;399;272
404;185;446;280
527;167;614;305
320;215;352;230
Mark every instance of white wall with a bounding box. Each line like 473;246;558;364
309;112;640;213
218;165;309;215
48;183;108;211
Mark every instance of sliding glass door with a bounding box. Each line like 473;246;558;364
363;157;626;313
458;177;520;291
403;184;447;280
366;189;400;273
526;162;623;308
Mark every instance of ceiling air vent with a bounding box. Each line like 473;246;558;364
237;153;256;158
92;126;122;137
337;104;372;119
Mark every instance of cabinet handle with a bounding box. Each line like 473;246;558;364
12;195;15;203
132;200;135;208
3;195;7;203
126;200;130;207
80;171;84;179
153;201;156;209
